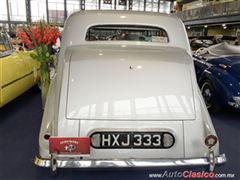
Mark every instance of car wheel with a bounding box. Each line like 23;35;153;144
201;79;220;112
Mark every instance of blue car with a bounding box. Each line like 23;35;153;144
193;43;240;112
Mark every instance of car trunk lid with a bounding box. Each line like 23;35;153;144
66;45;195;120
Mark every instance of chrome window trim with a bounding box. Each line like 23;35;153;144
0;50;14;58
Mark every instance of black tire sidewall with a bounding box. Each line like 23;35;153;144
201;79;221;113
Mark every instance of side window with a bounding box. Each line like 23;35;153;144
0;33;12;53
0;34;6;52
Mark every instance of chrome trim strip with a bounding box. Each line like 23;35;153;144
0;50;14;58
34;154;226;168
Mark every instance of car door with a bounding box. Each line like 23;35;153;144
0;32;39;107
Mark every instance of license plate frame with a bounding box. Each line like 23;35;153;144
90;131;175;149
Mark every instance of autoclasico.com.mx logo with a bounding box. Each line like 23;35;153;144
148;170;235;179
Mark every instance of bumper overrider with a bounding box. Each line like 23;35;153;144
34;136;226;174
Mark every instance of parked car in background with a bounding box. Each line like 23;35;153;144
35;11;226;174
190;38;214;50
0;32;40;107
189;36;237;51
193;42;240;112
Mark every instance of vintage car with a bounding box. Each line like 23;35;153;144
189;36;237;51
0;32;40;108
190;38;214;50
34;11;226;174
193;42;240;112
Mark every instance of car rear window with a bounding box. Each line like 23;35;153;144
85;25;169;43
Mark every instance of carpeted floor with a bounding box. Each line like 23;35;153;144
0;89;239;180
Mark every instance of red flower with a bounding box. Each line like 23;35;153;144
17;21;60;49
17;31;33;49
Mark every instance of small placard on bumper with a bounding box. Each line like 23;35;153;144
49;137;90;154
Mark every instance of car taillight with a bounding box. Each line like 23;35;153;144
205;135;217;148
44;134;51;140
49;137;90;154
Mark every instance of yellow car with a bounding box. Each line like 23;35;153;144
0;32;40;108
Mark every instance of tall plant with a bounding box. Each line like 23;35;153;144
18;21;60;107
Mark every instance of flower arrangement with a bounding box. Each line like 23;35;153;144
17;21;60;107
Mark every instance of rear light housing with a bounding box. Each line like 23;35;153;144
205;135;217;148
44;134;51;140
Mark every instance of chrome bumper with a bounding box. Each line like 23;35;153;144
34;154;226;168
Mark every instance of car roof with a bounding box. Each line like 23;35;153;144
60;10;191;55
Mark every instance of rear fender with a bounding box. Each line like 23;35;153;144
39;76;57;159
184;88;219;158
204;67;239;93
199;68;231;105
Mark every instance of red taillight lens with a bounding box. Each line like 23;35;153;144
205;135;217;148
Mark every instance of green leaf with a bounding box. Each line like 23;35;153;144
30;53;38;59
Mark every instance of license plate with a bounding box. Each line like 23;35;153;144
90;132;175;149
